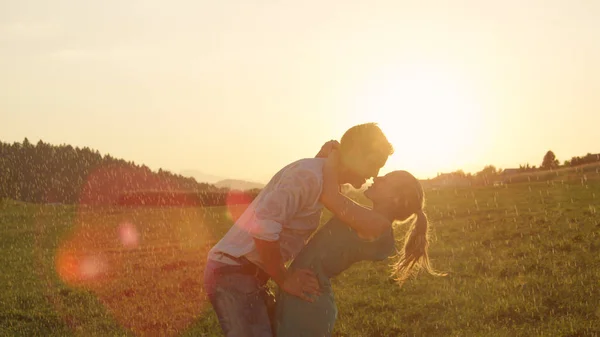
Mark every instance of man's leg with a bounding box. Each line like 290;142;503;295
263;285;277;336
204;259;272;337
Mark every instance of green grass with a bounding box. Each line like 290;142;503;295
1;173;600;336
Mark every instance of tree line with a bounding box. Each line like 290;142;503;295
0;138;259;206
4;139;597;203
517;150;599;172
431;150;600;186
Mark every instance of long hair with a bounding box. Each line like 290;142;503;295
389;172;447;285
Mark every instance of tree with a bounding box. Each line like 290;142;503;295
542;150;559;170
475;165;499;185
477;165;498;177
453;170;467;178
22;137;32;148
519;163;532;172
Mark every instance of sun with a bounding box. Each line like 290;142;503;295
352;63;484;178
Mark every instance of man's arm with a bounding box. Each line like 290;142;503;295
253;238;287;285
249;166;321;301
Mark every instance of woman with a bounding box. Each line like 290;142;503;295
275;150;445;337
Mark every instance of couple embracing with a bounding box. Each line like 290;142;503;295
203;123;444;337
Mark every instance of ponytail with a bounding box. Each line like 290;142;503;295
391;210;445;285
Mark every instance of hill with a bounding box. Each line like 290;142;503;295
0;138;219;205
179;170;226;184
214;179;265;191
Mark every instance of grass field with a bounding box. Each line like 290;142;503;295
1;173;600;336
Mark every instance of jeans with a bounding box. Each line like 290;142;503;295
204;258;276;337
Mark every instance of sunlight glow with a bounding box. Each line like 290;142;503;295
355;64;485;178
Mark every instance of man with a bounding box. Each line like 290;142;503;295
203;123;394;337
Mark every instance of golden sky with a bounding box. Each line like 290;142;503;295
1;0;599;183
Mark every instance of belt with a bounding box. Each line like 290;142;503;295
212;254;270;285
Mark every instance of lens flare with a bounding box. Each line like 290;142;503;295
37;163;226;336
79;254;108;280
118;222;139;249
225;190;254;223
55;248;79;285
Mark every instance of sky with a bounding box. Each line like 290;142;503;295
1;0;599;183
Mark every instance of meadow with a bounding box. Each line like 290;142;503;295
1;170;599;336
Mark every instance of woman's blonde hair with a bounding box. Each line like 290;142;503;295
388;171;446;285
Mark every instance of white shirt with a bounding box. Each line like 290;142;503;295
207;158;325;269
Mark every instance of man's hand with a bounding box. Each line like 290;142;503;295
281;268;321;302
254;239;320;302
315;140;340;158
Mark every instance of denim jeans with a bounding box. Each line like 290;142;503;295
204;258;276;337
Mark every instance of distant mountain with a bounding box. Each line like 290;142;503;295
214;179;265;191
179;170;226;184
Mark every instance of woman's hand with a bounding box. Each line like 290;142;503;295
315;140;340;158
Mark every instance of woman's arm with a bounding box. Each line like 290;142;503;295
319;150;391;239
315;140;340;158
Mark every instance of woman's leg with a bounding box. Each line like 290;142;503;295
275;288;336;337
